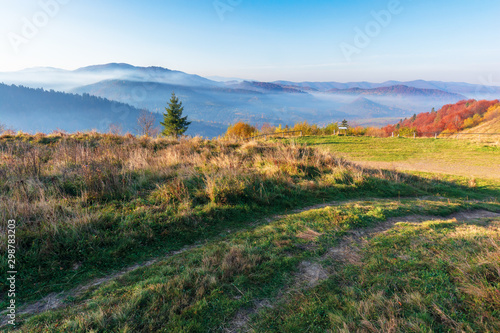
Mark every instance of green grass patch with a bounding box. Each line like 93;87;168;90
9;198;500;332
295;135;500;165
251;210;500;332
3;135;498;310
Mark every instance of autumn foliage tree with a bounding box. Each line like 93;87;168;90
483;104;500;122
225;121;257;138
292;121;319;136
382;99;499;136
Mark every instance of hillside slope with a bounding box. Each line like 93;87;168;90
1;134;499;332
382;99;499;136
0;83;142;133
463;116;500;133
73;79;348;126
0;84;226;137
327;85;467;100
461;104;500;134
338;97;408;118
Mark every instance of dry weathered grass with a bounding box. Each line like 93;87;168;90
297;227;323;241
2;132;499;331
2;132;407;237
3;132;403;307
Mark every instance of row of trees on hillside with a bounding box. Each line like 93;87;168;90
141;97;500;139
223;100;500;139
382;100;500;137
225;119;362;139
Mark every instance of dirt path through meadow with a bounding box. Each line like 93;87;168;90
225;210;500;332
2;197;498;329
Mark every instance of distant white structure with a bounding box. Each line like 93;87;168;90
338;126;348;135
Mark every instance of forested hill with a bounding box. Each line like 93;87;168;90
0;83;227;136
382;99;500;136
0;83;143;133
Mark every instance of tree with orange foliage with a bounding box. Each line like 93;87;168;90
483;104;500;121
225;121;257;138
382;99;499;136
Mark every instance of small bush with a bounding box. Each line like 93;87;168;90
225;122;257;139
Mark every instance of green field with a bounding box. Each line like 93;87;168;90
296;136;500;180
1;133;499;332
296;135;500;162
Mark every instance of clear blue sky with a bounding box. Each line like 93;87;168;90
1;0;499;83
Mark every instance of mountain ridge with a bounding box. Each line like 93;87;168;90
326;85;467;100
3;62;500;136
338;97;409;118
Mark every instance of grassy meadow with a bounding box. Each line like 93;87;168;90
0;132;499;332
296;135;500;163
297;135;500;180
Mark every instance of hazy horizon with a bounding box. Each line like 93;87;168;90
1;62;499;88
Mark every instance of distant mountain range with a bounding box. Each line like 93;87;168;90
275;79;500;99
338;97;407;118
326;85;466;99
1;63;499;136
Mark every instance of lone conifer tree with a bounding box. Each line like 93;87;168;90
160;92;191;138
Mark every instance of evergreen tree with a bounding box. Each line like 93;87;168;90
341;119;349;128
160;92;191;138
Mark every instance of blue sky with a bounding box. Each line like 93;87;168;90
0;0;499;83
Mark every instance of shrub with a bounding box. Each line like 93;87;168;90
349;126;367;136
365;127;385;137
225;122;257;139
